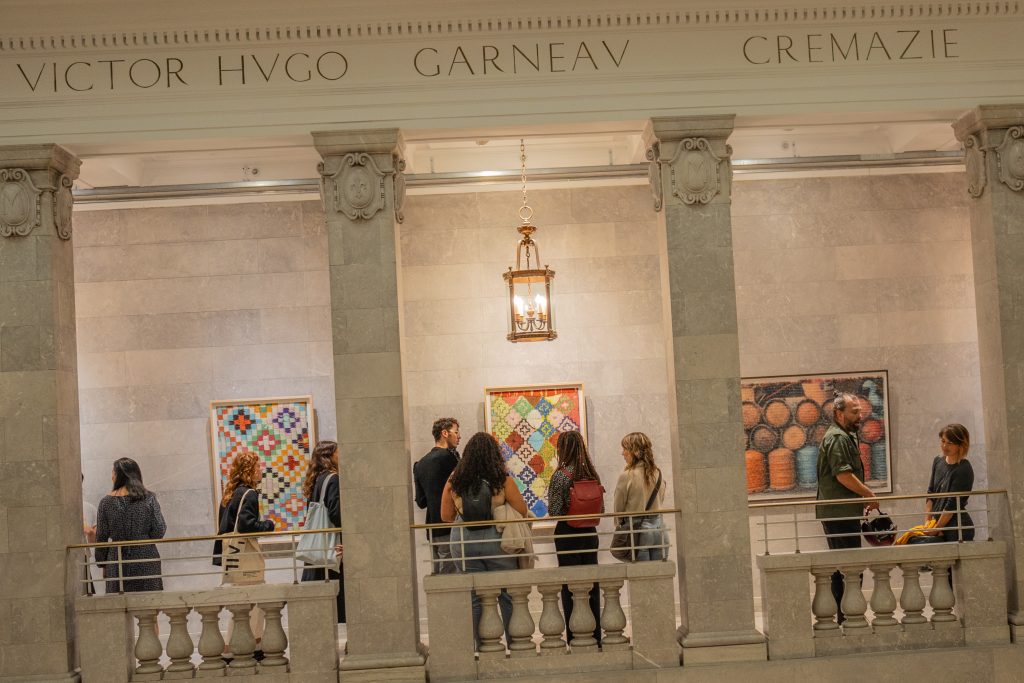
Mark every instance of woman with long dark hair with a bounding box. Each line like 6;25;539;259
94;457;167;593
441;432;528;649
547;430;603;644
300;440;345;623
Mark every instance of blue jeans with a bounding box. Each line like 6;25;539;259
450;524;517;650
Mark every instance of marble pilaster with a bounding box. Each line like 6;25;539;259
0;144;82;682
953;104;1024;635
311;129;425;680
642;116;766;661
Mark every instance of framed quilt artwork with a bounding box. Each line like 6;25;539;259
484;383;587;518
209;396;316;532
742;371;892;501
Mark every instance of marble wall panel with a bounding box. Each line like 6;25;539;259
73;203;336;546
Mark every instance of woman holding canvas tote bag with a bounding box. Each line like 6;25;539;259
217;451;276;659
300;440;345;623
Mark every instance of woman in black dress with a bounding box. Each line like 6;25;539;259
300;440;345;623
912;423;975;543
94;458;167;593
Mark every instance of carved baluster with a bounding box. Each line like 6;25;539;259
567;581;598;650
132;609;164;679
600;579;629;648
811;568;839;632
899;565;928;625
196;605;227;675
260;601;289;668
869;565;898;629
929;563;958;623
226;603;258;672
506;586;536;656
477;588;506;655
537;583;567;654
163;607;195;678
839;566;868;631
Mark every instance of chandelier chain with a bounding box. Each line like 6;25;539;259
520;138;528;209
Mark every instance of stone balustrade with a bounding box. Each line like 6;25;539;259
75;582;339;682
423;561;680;682
757;541;1010;660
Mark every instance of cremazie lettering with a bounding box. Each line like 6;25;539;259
413;40;629;77
742;28;959;64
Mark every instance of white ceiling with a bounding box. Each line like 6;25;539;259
72;115;963;190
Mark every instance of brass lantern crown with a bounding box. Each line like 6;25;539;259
504;140;556;342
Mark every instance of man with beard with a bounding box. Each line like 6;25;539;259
414;417;461;574
816;392;878;622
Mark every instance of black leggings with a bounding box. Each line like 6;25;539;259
554;521;601;645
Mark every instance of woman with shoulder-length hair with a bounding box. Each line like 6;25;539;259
94;457;167;593
441;432;528;649
613;432;666;561
217;450;276;659
300;440;345;624
546;430;604;645
911;423;975;543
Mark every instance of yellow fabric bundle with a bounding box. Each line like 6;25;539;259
893;518;938;545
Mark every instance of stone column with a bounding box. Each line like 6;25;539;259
953;104;1024;636
312;129;425;682
0;144;83;681
642;117;766;663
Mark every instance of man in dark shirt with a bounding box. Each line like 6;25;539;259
413;417;461;575
816;392;878;622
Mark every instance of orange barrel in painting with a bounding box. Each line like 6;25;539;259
795;399;821;426
821;399;834;422
796;445;818;487
745;450;767;493
741;386;755;402
764;399;792;428
742;401;761;429
751;425;779;453
859;443;872;481
802;381;828;403
768;448;796;491
858;396;873;419
782;424;807;450
861;418;884;444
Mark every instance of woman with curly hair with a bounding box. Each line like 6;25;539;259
300;440;345;623
613;432;666;561
217;450;276;659
441;431;528;649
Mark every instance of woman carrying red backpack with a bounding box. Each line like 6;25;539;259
546;430;604;647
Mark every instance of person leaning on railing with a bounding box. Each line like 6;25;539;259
94;457;167;594
547;430;604;645
909;424;975;544
299;440;345;624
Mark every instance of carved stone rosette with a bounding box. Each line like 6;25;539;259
995;125;1024;193
646;144;663;211
0;168;43;237
54;174;74;239
319;152;389;220
964;134;987;198
666;137;724;205
393;156;407;224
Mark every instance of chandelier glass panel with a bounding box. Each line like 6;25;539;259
504;139;556;342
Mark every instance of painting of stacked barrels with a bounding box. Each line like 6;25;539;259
742;371;892;500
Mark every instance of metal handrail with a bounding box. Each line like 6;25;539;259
747;489;1002;510
67;525;343;550
410;508;681;530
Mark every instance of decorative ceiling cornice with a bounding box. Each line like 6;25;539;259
1;2;1020;52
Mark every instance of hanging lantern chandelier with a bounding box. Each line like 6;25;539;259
504;139;556;343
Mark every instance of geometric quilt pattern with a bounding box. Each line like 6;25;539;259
485;384;585;518
211;396;315;532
